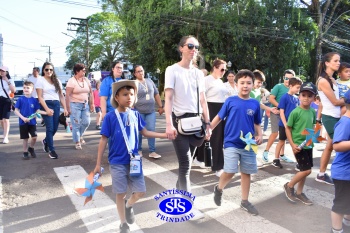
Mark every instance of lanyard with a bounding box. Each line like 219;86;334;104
139;80;148;93
115;109;134;158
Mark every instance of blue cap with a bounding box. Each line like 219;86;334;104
344;89;350;104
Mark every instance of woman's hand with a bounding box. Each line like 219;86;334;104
90;104;95;113
64;109;69;117
158;107;164;115
166;124;177;140
46;108;54;116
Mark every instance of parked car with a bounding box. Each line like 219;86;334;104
14;80;24;101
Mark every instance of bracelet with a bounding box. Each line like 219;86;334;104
205;122;211;125
7;82;11;85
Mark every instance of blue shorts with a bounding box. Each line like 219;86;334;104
223;147;257;174
110;164;146;194
95;106;101;113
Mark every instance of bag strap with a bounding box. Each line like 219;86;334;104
196;76;200;116
0;79;10;99
115;109;134;159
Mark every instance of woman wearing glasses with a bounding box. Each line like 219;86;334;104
224;70;238;97
36;62;68;159
100;61;124;120
196;59;228;177
133;65;164;158
164;35;211;220
65;63;94;150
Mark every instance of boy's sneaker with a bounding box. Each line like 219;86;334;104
280;155;294;163
213;185;223;206
48;151;58;159
240;201;259;216
315;173;334;185
283;182;297;203
42;139;49;153
125;200;135;224
295;193;313;205
22;152;30;160
262;150;269;163
192;158;206;168
119;222;130;233
295;164;300;172
28;147;36;158
272;159;283;169
95;125;101;130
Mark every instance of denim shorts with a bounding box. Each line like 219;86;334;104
223;147;257;174
110;164;146;194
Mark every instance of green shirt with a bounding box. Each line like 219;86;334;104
250;88;262;102
271;83;289;104
287;107;316;148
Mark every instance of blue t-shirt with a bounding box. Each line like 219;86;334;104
99;76;122;113
218;96;261;149
101;109;145;165
278;93;299;127
331;116;350;181
15;96;40;125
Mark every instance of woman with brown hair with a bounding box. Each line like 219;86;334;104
65;63;94;150
36;62;68;159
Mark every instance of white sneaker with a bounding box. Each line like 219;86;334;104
3;138;9;144
256;158;263;167
149;152;161;159
192;158;206;168
189;207;205;221
138;151;143;157
215;169;224;177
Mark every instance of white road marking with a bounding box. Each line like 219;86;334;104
54;165;143;233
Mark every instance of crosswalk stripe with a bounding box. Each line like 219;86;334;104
142;159;292;233
0;177;3;233
54;165;143;233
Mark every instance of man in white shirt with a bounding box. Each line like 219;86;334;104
28;67;41;98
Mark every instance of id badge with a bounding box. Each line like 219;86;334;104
145;94;150;100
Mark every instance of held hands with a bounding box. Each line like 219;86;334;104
63;109;69;117
205;125;212;140
270;107;279;115
158;107;164;115
166;124;177;140
46;108;54;116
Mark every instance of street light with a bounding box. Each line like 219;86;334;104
156;68;160;87
227;61;232;69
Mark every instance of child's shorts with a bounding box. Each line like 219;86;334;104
295;148;313;171
223;147;257;174
95;106;101;113
332;179;350;215
20;124;37;139
278;126;287;140
110;164;146;194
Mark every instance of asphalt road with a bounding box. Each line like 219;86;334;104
0;113;341;233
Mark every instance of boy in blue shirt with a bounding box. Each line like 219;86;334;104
211;69;262;215
14;81;46;159
94;80;167;233
331;89;350;233
283;82;317;205
272;77;302;168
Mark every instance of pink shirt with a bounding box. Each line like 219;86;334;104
93;89;100;107
66;77;90;103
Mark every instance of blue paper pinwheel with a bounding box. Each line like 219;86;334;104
75;169;104;205
239;131;258;154
300;122;326;147
27;112;42;120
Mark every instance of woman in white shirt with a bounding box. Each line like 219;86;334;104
164;35;211;220
36;62;68;159
224;70;238;97
0;66;15;144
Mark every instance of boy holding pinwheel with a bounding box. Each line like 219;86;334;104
210;69;262;216
14;81;46;160
284;82;318;205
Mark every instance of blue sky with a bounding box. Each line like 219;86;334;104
0;0;102;77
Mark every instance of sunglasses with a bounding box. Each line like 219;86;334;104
183;43;200;50
220;68;227;72
45;68;53;72
283;77;291;80
0;70;4;72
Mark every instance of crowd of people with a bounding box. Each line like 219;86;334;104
1;35;350;233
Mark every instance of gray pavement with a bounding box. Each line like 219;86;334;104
0;112;340;233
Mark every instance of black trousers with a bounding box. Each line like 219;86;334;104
196;102;224;171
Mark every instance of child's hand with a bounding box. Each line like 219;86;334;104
166;124;177;140
255;135;263;145
46;109;54;116
291;143;301;155
23;117;30;123
93;165;102;177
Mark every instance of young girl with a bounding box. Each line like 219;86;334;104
93;80;102;130
336;62;350;115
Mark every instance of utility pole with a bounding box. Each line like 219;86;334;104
67;17;89;68
41;45;51;62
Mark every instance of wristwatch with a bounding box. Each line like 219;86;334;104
7;81;11;85
205;122;211;126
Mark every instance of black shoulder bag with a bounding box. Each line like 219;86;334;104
0;79;15;111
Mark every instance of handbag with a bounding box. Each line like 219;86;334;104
176;77;205;138
0;79;15;111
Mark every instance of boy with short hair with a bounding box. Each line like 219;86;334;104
283;82;317;205
272;77;302;169
93;80;167;233
330;89;350;233
212;69;262;215
14;81;46;159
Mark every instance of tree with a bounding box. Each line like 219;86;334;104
65;12;126;71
